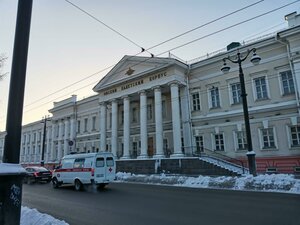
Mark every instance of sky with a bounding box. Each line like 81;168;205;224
0;0;300;131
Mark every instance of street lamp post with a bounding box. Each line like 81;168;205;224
41;116;51;167
221;48;261;176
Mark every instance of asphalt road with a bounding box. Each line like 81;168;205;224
22;182;300;225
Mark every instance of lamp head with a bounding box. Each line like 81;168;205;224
221;59;230;74
250;49;261;65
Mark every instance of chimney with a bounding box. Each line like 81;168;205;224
285;11;300;28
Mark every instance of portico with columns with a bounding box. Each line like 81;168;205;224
93;56;191;159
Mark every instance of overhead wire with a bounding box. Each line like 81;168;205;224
1;0;298;125
22;0;266;110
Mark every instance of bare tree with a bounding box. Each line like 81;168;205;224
0;54;8;80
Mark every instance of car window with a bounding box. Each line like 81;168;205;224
74;158;85;168
106;157;114;166
96;158;104;167
36;167;48;172
62;159;73;169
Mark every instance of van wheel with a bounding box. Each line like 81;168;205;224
52;178;60;188
74;179;82;191
98;183;107;189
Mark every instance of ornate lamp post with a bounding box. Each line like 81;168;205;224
221;48;261;176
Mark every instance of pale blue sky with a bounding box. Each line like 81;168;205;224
0;0;299;130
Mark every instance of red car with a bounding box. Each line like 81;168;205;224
24;166;52;184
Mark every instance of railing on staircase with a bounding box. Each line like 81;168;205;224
191;146;248;174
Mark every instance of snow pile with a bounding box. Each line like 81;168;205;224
21;206;69;225
115;172;300;194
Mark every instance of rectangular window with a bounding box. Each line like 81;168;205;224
132;108;137;122
121;111;124;124
77;120;81;133
210;87;220;108
92;116;96;130
290;126;300;147
236;131;247;150
74;158;85;168
192;93;201;111
231;83;241;104
96;158;104;167
84;118;88;132
254;77;268;100
261;128;275;148
147;104;152;120
106;157;114;166
215;134;224;151
281;70;294;95
162;100;167;118
195;136;204;153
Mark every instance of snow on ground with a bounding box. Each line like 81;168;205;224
21;206;69;225
115;172;300;194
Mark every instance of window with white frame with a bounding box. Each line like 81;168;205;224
254;77;268;100
231;83;241;104
261;128;276;149
214;134;224;151
280;70;295;95
235;131;247;150
195;136;204;153
290;125;300;147
192;92;201;111
210;87;220;108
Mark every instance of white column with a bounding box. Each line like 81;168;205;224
122;96;130;159
170;82;184;157
138;90;148;159
57;121;64;160
30;131;33;163
64;119;70;156
51;123;56;161
180;86;193;156
35;131;38;163
100;103;107;151
154;87;164;158
111;99;118;157
45;127;51;162
70;117;75;152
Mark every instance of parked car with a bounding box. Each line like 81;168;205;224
24;166;52;184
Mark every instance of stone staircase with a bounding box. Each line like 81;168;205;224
116;157;247;176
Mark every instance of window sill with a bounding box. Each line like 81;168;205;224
282;92;295;97
261;147;278;151
255;97;270;102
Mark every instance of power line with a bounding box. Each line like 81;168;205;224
3;0;298;121
64;0;150;55
22;0;267;109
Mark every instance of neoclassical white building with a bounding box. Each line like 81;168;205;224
1;12;300;173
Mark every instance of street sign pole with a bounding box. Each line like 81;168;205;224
1;1;33;224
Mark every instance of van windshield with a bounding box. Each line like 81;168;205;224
106;157;114;166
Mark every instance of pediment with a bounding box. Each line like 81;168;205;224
93;55;185;92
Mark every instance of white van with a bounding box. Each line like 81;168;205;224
52;152;116;191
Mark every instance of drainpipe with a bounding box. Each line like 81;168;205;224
276;33;300;115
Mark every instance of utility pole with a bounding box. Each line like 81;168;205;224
41;116;51;166
1;1;32;224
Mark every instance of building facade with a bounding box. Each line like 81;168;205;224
1;12;300;173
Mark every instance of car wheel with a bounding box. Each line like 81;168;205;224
74;179;82;191
52;178;60;188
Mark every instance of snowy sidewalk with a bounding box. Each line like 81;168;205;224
115;172;300;194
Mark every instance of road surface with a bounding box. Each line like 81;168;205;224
22;182;300;225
